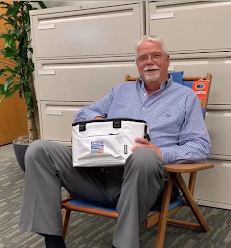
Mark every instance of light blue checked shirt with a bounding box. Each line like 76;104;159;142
74;76;211;165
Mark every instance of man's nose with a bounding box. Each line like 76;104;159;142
147;56;155;64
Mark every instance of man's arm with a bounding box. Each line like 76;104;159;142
132;92;211;164
160;93;212;164
74;88;115;122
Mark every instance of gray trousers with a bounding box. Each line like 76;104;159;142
19;140;165;248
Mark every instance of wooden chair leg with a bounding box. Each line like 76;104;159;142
175;173;210;232
188;172;197;195
62;208;71;240
155;178;173;248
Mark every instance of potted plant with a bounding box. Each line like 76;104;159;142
0;1;47;171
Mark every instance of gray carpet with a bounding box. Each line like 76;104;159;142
0;144;231;248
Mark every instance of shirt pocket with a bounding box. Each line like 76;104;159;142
154;105;185;131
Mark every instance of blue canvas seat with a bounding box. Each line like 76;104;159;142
62;73;213;248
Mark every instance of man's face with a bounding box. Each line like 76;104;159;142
136;41;170;84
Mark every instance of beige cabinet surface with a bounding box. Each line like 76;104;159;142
183;160;231;210
36;58;138;101
40;101;92;142
205;110;231;157
146;1;231;54
169;58;231;105
31;1;144;58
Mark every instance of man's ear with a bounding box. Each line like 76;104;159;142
135;59;138;66
167;55;170;65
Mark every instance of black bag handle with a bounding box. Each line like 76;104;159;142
144;125;150;141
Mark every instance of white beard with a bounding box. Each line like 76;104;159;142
144;70;160;82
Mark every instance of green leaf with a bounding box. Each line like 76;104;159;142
0;49;6;55
30;105;35;112
0;69;6;75
14;84;21;91
10;39;16;51
0;89;17;103
6;28;13;33
5;90;16;98
25;91;31;105
6;6;19;16
16;57;24;67
17;16;23;25
3;67;16;74
6;17;15;25
22;43;29;60
4;47;17;58
13;29;20;37
0;84;4;94
5;34;14;47
12;1;21;7
9;14;21;26
4;76;14;91
19;89;23;98
4;17;18;28
26;3;33;12
0;33;7;39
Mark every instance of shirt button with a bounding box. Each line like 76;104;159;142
142;107;145;110
144;93;146;96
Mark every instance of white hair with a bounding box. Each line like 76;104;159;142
135;35;169;58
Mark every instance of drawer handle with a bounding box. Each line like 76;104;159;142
46;110;63;116
39;70;56;75
151;12;175;20
38;24;55;30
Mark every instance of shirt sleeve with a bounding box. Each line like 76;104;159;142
73;87;115;122
159;93;212;165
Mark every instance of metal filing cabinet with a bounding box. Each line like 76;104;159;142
30;1;144;144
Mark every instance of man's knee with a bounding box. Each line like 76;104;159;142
126;147;163;175
25;140;52;170
25;139;50;159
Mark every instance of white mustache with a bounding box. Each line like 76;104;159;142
144;66;160;71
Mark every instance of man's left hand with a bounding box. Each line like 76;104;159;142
132;138;162;159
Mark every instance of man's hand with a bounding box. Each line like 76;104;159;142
132;138;162;159
94;116;104;120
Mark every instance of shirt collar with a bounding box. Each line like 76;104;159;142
138;74;173;94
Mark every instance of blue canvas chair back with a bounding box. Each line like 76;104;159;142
169;71;211;119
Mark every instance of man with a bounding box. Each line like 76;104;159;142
19;35;211;248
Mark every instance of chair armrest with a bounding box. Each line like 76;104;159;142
164;163;214;173
62;196;75;203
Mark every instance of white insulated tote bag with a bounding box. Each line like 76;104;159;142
72;118;150;167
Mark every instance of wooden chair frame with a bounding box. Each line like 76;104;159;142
62;73;214;248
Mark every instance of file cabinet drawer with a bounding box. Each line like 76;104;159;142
205;110;231;156
170;58;231;105
31;2;144;58
36;58;138;101
146;1;231;54
183;160;231;209
40;101;92;142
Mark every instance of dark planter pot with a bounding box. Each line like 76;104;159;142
13;141;29;172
